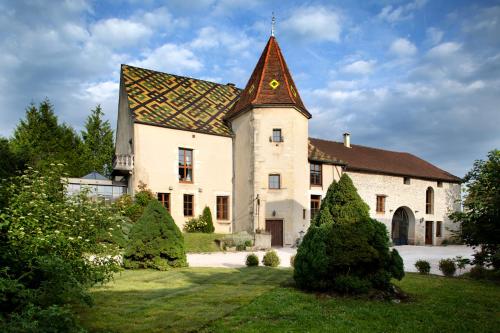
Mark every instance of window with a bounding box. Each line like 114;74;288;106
403;177;411;185
310;195;321;220
183;194;194;216
216;196;229;220
437;181;443;188
157;192;170;212
426;187;434;214
310;163;322;186
436;221;442;237
268;174;281;189
376;195;386;213
272;128;283;142
178;148;193;182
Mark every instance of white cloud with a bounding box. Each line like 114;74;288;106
341;60;376;75
427;42;462;58
281;6;341;42
90;18;152;48
77;81;119;103
425;27;444;46
190;26;255;57
132;43;203;73
390;38;417;57
378;0;428;23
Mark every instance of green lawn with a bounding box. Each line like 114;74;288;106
183;232;224;253
77;268;500;333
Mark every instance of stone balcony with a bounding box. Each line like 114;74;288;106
113;154;134;172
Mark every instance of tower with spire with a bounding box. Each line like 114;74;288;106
227;21;311;243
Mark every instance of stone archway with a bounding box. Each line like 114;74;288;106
392;206;415;245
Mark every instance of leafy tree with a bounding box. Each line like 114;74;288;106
0;137;24;179
81;105;114;176
124;200;187;270
295;174;404;294
10;99;85;176
450;149;500;268
0;165;122;331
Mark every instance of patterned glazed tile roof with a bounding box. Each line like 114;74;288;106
308;140;345;165
121;64;241;137
225;36;310;120
309;138;461;183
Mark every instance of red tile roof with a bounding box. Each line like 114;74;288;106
309;138;461;183
225;36;310;120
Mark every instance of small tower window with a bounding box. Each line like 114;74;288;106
269;174;281;189
272;129;283;142
403;177;411;185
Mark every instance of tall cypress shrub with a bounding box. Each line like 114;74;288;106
124;200;187;270
295;174;404;294
201;206;215;233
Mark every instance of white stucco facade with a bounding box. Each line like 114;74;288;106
132;123;233;233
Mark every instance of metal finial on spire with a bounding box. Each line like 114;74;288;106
271;12;276;37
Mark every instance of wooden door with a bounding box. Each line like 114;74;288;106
425;221;433;245
265;219;283;247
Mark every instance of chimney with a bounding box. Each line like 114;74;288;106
343;132;351;148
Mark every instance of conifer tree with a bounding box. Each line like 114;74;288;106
81;105;114;176
11;99;85;176
124;200;187;270
312;174;370;226
295;173;404;294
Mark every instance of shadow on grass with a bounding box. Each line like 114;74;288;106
76;267;292;333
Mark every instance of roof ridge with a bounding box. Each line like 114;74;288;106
121;64;243;91
309;137;410;155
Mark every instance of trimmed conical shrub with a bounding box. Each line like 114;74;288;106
295;174;404;294
201;206;215;233
124;200;187;270
312;174;369;226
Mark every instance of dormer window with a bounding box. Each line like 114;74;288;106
272;129;283;142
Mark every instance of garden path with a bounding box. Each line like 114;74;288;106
187;245;475;275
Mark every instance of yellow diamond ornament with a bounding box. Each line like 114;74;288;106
269;79;280;90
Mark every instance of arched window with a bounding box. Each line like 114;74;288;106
425;187;434;214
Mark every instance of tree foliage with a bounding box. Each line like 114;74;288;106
81;105;114;176
10;99;85;177
450;149;500;268
0;137;24;180
312;174;370;226
294;174;404;294
0;165;123;331
124;200;187;270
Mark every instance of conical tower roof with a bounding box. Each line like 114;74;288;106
225;36;311;120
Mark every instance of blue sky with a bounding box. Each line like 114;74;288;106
1;0;499;177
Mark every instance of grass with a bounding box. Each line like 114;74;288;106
77;268;500;333
183;232;224;253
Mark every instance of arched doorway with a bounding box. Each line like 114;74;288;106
392;207;411;245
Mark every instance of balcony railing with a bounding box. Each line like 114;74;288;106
113;154;134;171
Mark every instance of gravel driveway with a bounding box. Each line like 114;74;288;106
187;245;475;275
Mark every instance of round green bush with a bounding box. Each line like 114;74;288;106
294;174;405;294
124;200;187;270
246;253;259;266
469;265;488;279
262;250;280;267
415;259;431;274
439;258;457;276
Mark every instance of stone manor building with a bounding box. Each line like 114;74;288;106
113;35;461;247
